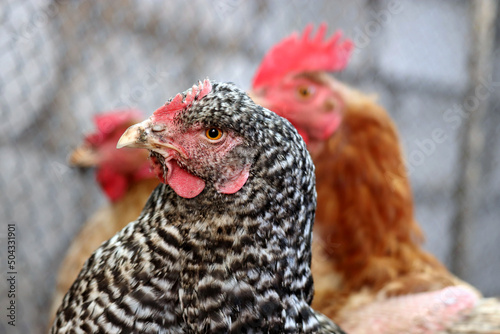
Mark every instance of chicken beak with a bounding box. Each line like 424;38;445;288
117;119;187;159
247;89;266;107
68;145;99;167
116;119;152;149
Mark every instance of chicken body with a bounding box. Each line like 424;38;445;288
250;25;479;333
50;80;345;333
307;84;478;332
48;110;159;326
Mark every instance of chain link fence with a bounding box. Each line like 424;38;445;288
0;0;499;333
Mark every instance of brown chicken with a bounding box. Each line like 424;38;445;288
48;110;159;326
249;24;480;333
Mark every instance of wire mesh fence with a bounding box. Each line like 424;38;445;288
0;0;499;333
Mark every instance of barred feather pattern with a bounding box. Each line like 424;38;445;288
51;82;344;333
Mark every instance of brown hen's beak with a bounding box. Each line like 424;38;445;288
116;120;152;149
68;145;99;167
247;90;265;107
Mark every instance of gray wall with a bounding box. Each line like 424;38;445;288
0;1;498;333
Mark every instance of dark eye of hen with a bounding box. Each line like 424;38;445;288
205;128;223;141
296;85;315;100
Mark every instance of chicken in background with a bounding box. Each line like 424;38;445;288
48;110;159;325
249;24;481;333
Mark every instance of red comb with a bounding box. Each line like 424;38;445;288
85;109;144;146
252;23;354;89
152;79;212;122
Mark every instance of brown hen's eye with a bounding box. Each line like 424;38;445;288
205;128;223;140
296;85;315;100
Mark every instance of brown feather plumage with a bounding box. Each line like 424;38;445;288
307;82;477;320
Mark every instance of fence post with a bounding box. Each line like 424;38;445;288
450;0;498;278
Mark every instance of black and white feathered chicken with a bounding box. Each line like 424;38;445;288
50;80;345;333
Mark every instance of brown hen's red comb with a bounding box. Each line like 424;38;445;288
252;24;353;89
153;79;212;122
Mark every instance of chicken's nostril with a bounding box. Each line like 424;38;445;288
151;124;165;132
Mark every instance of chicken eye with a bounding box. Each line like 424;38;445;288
205;128;223;141
296;85;315;100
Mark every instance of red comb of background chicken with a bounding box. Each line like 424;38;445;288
85;109;144;146
252;23;354;90
152;79;212;122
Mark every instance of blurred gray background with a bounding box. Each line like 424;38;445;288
1;0;499;333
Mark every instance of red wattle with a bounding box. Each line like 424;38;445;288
215;164;250;194
165;160;205;199
96;167;128;202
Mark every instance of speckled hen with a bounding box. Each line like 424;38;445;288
50;80;345;333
